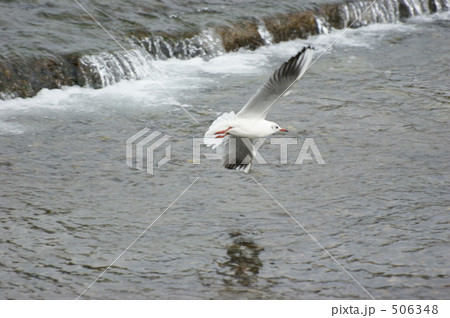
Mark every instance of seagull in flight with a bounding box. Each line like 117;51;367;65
204;45;314;173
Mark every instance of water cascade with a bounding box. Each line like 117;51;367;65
0;0;448;99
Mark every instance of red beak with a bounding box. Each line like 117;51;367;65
279;128;288;132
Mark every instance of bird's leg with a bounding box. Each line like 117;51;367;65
215;133;229;139
214;127;232;135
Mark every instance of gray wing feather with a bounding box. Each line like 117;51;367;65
237;45;314;120
222;136;254;173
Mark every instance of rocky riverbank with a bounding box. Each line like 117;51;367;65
0;0;448;99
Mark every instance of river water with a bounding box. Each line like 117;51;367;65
0;5;449;299
0;0;335;59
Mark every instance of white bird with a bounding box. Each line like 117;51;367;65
204;45;314;173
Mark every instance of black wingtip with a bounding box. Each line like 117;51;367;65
297;45;314;56
224;163;251;172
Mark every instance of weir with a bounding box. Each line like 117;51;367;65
0;0;448;99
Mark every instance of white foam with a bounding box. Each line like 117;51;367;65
309;22;417;52
258;24;274;45
0;121;25;135
407;9;450;23
0;72;204;113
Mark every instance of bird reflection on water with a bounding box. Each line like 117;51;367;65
218;232;264;287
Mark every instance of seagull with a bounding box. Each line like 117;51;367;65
204;45;314;173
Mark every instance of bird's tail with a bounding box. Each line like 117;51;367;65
204;111;237;149
222;137;254;173
224;159;252;173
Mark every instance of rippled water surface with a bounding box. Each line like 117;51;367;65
0;0;335;59
0;13;449;299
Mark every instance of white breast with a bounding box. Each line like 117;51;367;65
229;119;273;138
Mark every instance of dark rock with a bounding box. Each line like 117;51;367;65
429;0;437;13
399;0;413;19
263;11;318;44
0;53;85;99
320;4;344;29
215;21;265;52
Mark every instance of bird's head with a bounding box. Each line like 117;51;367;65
270;122;288;134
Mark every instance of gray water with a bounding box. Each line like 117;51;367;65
0;12;449;299
0;0;334;59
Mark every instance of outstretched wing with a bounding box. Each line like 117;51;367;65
237;45;314;120
222;136;254;173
